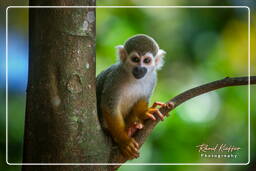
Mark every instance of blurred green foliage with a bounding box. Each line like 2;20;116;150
1;0;255;171
95;3;255;171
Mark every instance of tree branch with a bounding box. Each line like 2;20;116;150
110;76;256;168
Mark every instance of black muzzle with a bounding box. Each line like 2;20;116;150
132;66;147;79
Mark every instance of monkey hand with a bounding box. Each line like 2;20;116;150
126;121;144;137
142;101;174;121
120;137;140;159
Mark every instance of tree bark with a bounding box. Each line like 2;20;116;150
22;0;111;171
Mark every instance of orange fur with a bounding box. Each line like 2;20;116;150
103;109;130;144
102;99;149;143
102;99;152;158
125;99;149;128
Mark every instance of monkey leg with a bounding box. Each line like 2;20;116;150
103;110;140;159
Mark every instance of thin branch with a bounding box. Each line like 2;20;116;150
110;76;256;168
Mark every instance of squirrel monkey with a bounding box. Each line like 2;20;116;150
96;34;172;159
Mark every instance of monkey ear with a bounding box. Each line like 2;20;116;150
155;49;166;70
116;45;128;62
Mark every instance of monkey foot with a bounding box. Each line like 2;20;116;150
121;138;140;159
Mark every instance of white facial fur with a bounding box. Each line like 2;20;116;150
116;45;166;79
155;49;166;70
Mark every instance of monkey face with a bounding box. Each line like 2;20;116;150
127;52;156;79
117;42;166;79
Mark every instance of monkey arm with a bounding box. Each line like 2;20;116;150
127;99;167;123
124;99;148;137
126;100;173;136
125;99;148;126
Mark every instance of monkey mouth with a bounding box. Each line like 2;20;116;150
132;67;147;79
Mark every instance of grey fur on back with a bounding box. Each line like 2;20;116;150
96;64;116;122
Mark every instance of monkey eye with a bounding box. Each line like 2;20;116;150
131;56;140;63
143;57;151;64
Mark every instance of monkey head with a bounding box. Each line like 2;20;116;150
116;34;166;79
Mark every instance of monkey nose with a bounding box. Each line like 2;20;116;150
132;66;147;79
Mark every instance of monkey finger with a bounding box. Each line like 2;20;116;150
148;108;164;120
131;138;139;149
135;123;143;129
152;101;166;108
130;145;139;155
126;146;138;159
154;109;164;121
127;151;134;160
128;143;138;152
132;122;140;128
167;102;175;109
129;151;138;159
130;149;139;158
122;150;129;158
122;147;133;159
133;122;143;129
125;146;134;156
145;112;156;120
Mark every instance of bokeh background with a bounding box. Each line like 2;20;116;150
0;0;255;171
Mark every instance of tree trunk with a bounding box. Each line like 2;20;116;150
22;1;256;170
23;0;111;170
